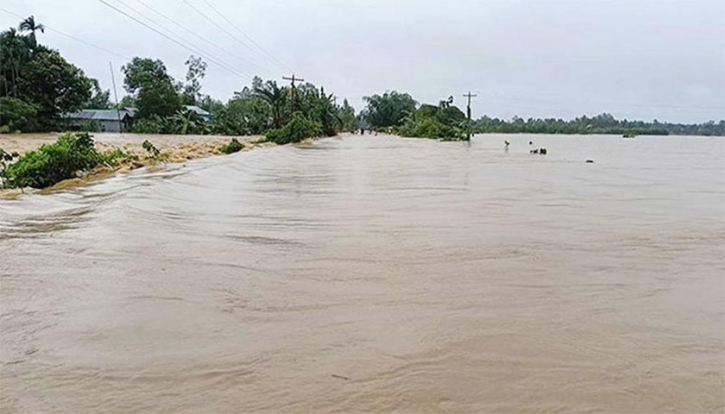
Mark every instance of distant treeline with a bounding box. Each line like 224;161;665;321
472;113;724;136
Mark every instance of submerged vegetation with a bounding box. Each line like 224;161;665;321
359;93;469;140
219;138;244;154
0;132;129;189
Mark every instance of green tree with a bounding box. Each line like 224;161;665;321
181;55;207;105
85;78;112;109
0;28;32;98
362;91;417;129
122;57;181;119
337;98;357;132
254;80;288;128
225;83;271;134
17;46;91;127
18;15;44;48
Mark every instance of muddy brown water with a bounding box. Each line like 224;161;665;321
1;134;723;413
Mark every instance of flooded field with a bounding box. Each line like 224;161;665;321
1;134;723;413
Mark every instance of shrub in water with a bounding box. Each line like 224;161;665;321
142;140;160;157
1;132;104;189
265;113;322;145
220;138;244;154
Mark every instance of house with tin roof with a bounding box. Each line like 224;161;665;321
64;106;210;132
64;108;134;133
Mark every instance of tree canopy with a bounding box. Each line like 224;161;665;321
122;57;181;119
362;91;417;129
1;20;91;131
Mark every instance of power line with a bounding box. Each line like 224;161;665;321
0;6;235;97
97;0;252;82
1;6;127;60
129;0;270;76
182;0;283;74
197;0;290;72
102;0;253;80
118;0;258;80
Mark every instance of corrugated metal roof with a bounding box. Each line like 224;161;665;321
65;109;131;121
185;105;210;117
65;106;209;121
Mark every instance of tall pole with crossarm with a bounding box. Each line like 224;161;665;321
463;92;477;141
283;74;304;87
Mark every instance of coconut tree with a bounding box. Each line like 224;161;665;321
254;80;288;129
0;28;32;97
18;15;45;47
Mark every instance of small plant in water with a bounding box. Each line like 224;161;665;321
220;138;244;154
142;140;161;158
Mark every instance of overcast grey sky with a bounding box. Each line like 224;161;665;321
2;0;723;122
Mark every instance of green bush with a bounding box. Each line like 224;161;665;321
1;132;105;189
398;117;465;140
220;138;244;154
265;113;322;145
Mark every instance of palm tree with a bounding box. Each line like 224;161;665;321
254;81;288;129
18;15;45;47
0;28;32;97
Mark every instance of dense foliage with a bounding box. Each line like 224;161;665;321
361;92;468;140
0;132;125;188
120;67;350;142
265;113;322;145
361;91;417;129
0;97;38;132
472;113;725;136
122;57;181;119
1;21;93;131
397;103;467;140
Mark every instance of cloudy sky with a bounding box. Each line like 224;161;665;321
2;0;723;123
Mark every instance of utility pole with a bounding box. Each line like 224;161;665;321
282;74;304;88
109;62;122;133
463;92;477;141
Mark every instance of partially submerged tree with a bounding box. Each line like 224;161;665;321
362;91;417;129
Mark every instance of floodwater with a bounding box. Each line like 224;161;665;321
1;134;723;413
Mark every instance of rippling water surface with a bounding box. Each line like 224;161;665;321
1;134;723;413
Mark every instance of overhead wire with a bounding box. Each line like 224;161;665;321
181;0;285;74
0;6;232;96
130;0;272;75
197;0;290;72
97;0;252;82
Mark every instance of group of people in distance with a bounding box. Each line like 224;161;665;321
503;140;548;155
